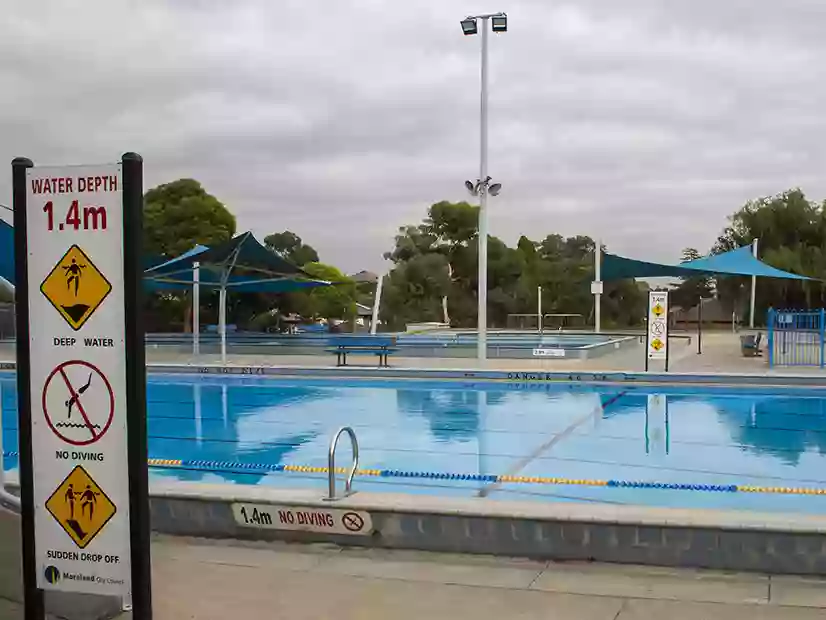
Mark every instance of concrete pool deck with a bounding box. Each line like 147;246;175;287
129;536;826;619
8;536;826;619
1;331;822;376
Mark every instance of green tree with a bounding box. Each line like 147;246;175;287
380;202;644;330
293;263;357;323
712;188;826;321
143;179;236;332
264;231;319;267
143;179;236;258
671;248;714;310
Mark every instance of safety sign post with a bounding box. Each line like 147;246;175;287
645;290;669;372
13;154;152;619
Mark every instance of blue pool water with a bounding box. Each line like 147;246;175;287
3;372;826;514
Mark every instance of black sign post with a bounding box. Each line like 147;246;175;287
122;152;153;620
12;154;152;619
12;156;44;620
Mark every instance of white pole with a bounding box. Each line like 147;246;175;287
594;239;602;333
194;383;202;446
193;261;200;356
537;286;543;334
477;17;490;363
222;384;228;428
219;286;227;365
370;273;384;335
749;238;758;329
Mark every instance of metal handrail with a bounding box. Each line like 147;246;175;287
326;426;359;500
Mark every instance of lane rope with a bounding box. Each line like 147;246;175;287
3;452;824;496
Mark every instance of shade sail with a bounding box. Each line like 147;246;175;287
146;232;308;279
601;245;814;281
0;219;13;285
679;245;812;280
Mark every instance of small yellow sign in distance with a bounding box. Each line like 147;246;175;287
650;338;664;351
652;303;664;317
45;465;117;549
40;245;112;331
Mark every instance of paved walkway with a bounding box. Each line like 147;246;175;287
132;536;826;619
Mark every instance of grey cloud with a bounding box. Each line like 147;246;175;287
1;0;826;272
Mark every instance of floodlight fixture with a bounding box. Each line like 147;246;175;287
491;14;508;32
465;180;477;195
461;17;478;35
488;183;502;196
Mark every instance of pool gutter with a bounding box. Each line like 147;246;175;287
145;481;826;575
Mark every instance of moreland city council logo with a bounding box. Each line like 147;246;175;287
44;565;61;585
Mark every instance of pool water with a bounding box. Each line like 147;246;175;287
3;372;826;514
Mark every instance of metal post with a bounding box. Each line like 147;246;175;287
477;17;490;363
370;273;384;335
121;152;153;620
819;308;825;368
749;238;758;328
537;286;542;334
767;307;775;368
594;239;602;333
192;261;200;356
11;155;45;620
697;297;703;355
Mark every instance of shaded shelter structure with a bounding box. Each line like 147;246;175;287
144;232;330;362
592;243;814;334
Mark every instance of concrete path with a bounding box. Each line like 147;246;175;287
135;536;826;619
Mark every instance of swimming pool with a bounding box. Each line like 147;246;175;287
3;372;826;514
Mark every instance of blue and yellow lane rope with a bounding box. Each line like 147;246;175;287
2;452;824;496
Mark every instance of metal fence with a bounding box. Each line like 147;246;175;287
767;308;826;367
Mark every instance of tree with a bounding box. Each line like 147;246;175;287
671;248;714;310
380;201;645;330
712;189;826;321
264;231;319;267
385;201;479;324
292;263;357;323
143;179;236;332
143;179;236;259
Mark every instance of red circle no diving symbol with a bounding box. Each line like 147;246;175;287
341;512;364;532
42;360;114;446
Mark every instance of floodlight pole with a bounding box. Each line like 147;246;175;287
477;17;490;363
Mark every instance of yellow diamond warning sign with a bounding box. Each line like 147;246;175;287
650;338;665;351
652;303;665;317
45;465;116;549
40;245;112;331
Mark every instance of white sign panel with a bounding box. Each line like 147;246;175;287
532;347;565;358
232;503;374;536
27;165;131;596
647;291;668;360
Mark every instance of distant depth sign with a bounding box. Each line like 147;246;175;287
25;164;132;596
646;291;669;362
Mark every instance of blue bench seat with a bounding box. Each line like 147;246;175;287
325;336;398;367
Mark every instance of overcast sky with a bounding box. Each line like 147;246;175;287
2;1;826;273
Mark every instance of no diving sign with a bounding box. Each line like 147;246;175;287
42;360;115;446
232;503;373;536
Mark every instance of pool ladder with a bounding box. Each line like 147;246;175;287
326;426;359;501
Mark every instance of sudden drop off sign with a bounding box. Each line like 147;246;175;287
14;159;149;604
